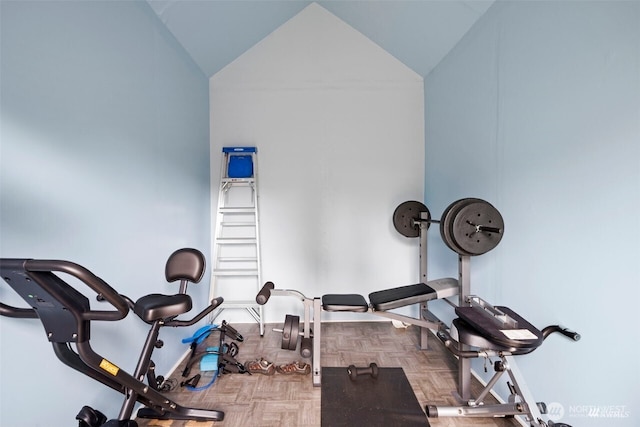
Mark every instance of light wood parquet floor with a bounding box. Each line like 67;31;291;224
136;321;520;427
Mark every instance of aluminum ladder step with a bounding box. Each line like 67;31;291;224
219;207;256;214
216;237;257;245
212;269;259;276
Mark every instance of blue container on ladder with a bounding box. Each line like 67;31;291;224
224;147;256;178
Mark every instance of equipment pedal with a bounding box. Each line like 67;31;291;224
76;405;107;427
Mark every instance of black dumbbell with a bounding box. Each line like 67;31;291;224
347;363;379;380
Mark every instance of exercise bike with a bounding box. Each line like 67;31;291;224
0;248;228;426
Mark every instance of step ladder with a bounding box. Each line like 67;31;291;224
209;147;264;335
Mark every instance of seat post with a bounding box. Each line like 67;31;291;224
179;279;188;294
118;320;162;420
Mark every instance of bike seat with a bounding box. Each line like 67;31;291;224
134;294;192;323
132;248;206;323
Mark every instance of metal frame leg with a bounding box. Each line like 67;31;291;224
312;297;322;387
503;355;546;425
427;354;549;427
419;213;430;349
457;255;472;401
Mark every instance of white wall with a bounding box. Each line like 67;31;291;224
209;4;425;323
425;1;639;425
0;2;209;426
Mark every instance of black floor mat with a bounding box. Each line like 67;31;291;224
321;366;429;427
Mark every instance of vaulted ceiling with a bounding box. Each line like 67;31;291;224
146;0;494;78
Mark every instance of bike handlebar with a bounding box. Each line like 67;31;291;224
0;259;129;321
0;301;38;318
164;296;224;327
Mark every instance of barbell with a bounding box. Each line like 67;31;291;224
393;198;504;256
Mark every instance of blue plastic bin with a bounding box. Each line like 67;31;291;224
224;147;255;178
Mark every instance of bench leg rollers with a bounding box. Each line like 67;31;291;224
300;337;312;359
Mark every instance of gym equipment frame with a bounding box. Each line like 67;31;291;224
0;248;227;426
258;198;580;427
256;274;459;387
426;296;579;426
255;203;459;386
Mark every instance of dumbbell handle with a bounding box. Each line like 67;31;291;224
347;363;379;380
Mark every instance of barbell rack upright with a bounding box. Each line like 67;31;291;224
457;254;472;401
208;147;264;335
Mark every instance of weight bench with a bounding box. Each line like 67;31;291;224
323;280;458;312
256;277;459;386
426;295;580;427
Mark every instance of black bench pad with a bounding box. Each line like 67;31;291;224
455;305;543;350
369;283;438;311
322;278;459;313
322;294;369;312
369;278;458;311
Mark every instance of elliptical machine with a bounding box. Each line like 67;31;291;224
0;248;228;426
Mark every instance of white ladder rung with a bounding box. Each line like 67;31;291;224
212;269;259;276
221;178;255;184
216;238;257;245
220;222;255;227
219;207;255;213
217;257;257;262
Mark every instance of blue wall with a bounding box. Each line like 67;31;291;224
0;1;210;425
425;1;639;425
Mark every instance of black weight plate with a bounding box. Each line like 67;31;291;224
281;314;300;351
370;363;379;378
440;198;480;255
446;199;484;256
440;199;464;254
451;200;504;255
288;315;300;350
392;201;430;238
281;315;292;350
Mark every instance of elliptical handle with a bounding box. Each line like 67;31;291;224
256;282;275;305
